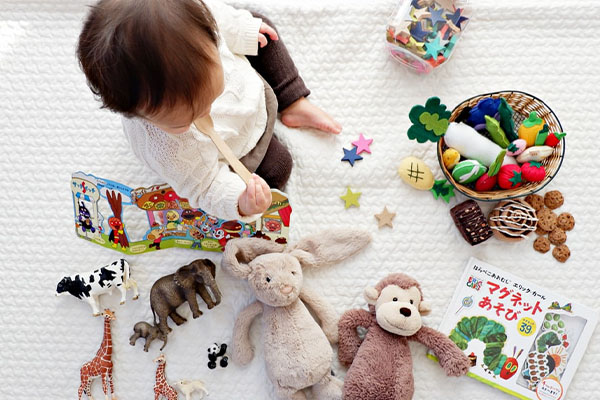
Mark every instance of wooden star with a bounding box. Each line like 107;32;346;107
411;7;431;21
340;187;361;209
375;206;396;228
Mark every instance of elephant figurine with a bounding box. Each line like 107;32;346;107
129;321;168;351
151;259;221;335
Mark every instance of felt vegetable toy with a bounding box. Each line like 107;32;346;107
506;139;527;157
444;122;517;167
221;229;371;400
452;160;487;184
485;115;510;148
545;132;567;147
475;173;497;192
516;146;553;163
498;98;517;141
534;124;549;146
338;274;470;400
518;111;545;147
442;148;461;170
488;150;506;177
467;97;501;126
407;97;452;143
521;161;546;182
398;156;434;190
498;164;523;189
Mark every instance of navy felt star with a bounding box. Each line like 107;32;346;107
428;6;446;26
410;22;430;42
446;8;469;29
341;147;363;166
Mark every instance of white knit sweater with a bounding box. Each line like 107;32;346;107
122;0;266;222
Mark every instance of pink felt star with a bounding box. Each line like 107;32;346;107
351;133;373;155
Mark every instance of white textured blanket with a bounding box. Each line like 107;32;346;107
1;0;598;399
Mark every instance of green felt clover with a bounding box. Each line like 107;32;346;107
407;97;451;143
430;179;456;203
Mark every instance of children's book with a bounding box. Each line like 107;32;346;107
430;257;598;400
70;171;291;254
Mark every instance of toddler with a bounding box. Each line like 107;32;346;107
77;0;341;221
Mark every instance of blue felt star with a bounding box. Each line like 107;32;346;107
341;147;363;166
424;34;444;60
446;8;469;29
428;6;446;26
410;22;431;42
411;0;424;9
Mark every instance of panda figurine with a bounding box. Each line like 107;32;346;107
207;342;228;369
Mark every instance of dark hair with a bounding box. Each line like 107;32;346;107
77;0;218;117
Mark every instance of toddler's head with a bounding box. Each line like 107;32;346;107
77;0;224;134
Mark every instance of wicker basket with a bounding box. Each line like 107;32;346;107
437;90;566;201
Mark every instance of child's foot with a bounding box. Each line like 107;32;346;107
281;97;342;134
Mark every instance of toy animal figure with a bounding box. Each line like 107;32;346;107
130;321;168;352
106;190;129;249
221;229;371;400
79;309;117;400
56;259;139;316
78;201;95;233
172;379;209;400
338;273;471;400
151;259;221;335
153;354;178;400
207;343;228;369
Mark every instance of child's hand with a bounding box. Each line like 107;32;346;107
238;174;272;216
258;22;278;48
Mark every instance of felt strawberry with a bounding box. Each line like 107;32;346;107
545;132;566;147
498;164;523;189
521;161;546;182
475;172;497;192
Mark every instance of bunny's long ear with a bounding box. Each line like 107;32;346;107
288;229;371;269
221;238;285;280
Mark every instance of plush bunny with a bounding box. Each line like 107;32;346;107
221;229;371;400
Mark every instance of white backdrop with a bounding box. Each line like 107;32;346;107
1;0;598;399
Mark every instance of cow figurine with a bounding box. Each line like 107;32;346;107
55;259;139;316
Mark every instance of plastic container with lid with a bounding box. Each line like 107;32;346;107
386;0;471;74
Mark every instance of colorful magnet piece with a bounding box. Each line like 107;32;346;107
340;187;361;208
506;139;527;157
452;159;487;184
407;97;451;143
430;179;455;203
375;206;396;228
351;133;373;155
397;156;435;190
424;34;445;60
427;6;446;26
341;147;363;166
442;148;461;170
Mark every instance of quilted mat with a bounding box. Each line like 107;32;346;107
1;0;599;399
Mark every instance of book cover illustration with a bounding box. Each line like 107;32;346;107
431;257;598;400
71;171;291;254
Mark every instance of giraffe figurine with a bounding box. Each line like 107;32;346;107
79;309;117;400
153;354;178;400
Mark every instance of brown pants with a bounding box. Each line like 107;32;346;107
244;12;309;190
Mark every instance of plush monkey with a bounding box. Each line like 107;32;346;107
338;273;470;400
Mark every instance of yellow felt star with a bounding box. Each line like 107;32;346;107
340;187;361;209
375;206;396;229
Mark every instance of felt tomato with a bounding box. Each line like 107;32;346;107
498;164;523;189
521;161;546;182
475;173;497;191
545;132;567;147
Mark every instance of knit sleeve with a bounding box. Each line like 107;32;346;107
122;118;261;222
203;0;262;56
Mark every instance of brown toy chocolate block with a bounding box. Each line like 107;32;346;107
450;200;493;245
